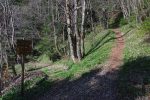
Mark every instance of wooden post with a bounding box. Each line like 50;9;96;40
16;39;32;96
21;54;25;96
0;65;3;96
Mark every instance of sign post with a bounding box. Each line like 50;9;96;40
16;40;32;96
21;54;25;96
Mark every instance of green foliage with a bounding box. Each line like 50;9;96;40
119;18;128;27
123;26;150;61
143;0;150;8
41;24;52;35
51;30;115;79
35;37;55;62
2;77;50;100
141;18;150;33
109;12;124;28
37;54;51;63
4;26;115;100
121;23;135;33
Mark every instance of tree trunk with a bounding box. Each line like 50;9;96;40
81;0;86;57
119;0;129;19
88;0;94;31
74;0;81;61
65;0;76;62
0;27;2;96
51;0;61;56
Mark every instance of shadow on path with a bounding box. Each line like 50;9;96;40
37;30;125;100
37;68;118;100
3;30;127;100
117;56;150;100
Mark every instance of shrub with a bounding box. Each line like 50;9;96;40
119;18;128;27
34;37;55;62
141;18;150;33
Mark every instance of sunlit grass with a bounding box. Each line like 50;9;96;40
118;23;150;100
3;27;115;100
122;26;150;62
43;30;115;79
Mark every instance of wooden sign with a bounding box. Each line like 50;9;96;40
16;40;32;55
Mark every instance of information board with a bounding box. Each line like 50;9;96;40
16;40;32;55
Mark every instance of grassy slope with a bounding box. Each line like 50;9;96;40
118;24;150;100
43;29;115;80
3;27;115;100
122;25;150;61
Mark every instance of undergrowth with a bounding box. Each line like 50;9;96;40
48;30;115;79
3;27;115;100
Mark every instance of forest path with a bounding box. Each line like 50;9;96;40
38;29;125;100
100;29;124;75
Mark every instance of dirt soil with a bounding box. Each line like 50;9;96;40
38;29;125;100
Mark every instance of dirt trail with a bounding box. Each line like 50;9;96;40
38;30;125;100
100;29;124;75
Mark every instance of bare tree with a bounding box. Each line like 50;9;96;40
81;0;86;57
50;0;61;55
65;0;77;62
73;0;82;61
118;0;150;22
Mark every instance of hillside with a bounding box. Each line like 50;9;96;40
118;20;150;100
2;27;115;100
3;20;150;100
0;0;150;100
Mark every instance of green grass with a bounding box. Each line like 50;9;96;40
118;23;150;100
43;30;115;79
121;24;150;61
3;27;115;100
2;76;51;100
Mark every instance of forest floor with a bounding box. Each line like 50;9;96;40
3;28;115;100
37;29;125;100
3;23;150;100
